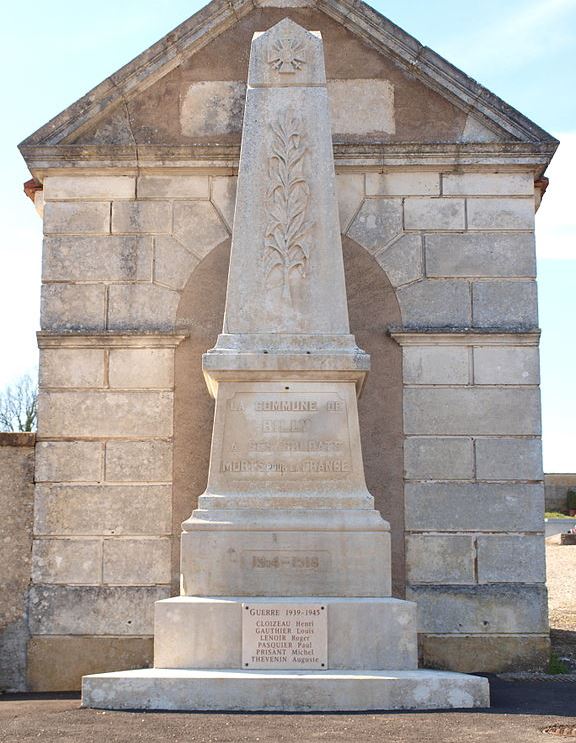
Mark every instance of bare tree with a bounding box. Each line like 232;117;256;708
0;374;38;432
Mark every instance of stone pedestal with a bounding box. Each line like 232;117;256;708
82;18;489;711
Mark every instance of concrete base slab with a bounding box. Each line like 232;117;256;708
82;668;489;711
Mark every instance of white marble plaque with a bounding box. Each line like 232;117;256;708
242;603;327;669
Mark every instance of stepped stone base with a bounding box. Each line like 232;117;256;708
82;668;490;711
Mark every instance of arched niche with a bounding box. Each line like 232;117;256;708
173;235;405;595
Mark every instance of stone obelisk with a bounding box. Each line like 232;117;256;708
82;20;489;710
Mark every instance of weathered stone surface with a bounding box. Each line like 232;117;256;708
404;388;541;435
475;437;543;480
442;173;534;196
34;484;172;536
43;236;153;281
27;636;153;692
472;280;538;328
404;198;465;230
407;584;548;633
103;538;172;585
404;437;474;480
39;348;105;388
406;535;475;584
37;391;173;437
366;172;439;196
112;201;172;234
375;235;423;287
105;440;172;482
35;441;103;482
32;538;102;584
425;233;536;278
473;346;540;385
44;176;135;201
467;198;534;230
405;482;544;532
403;346;469;384
181;81;246;137
477;535;546;583
210;177;237;231
328;80;395;136
137;175;209;199
336;174;364;232
348;199;403;254
28;585;170;635
154;235;199;290
420;634;550;673
397;280;471;327
44;202;111;235
173;202;228;258
41;284;106;331
108;348;174;389
107;284;180;331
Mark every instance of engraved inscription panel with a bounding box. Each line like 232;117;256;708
242;603;327;669
243;550;331;572
220;391;352;480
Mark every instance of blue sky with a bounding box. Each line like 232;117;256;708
0;0;574;470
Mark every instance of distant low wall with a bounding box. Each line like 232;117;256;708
544;474;576;512
0;433;35;692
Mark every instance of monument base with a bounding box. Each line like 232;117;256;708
81;668;490;711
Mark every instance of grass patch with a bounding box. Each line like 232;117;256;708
545;512;571;519
548;653;570;675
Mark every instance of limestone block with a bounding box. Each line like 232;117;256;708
37;390;173;437
475;437;543;480
181;81;246;137
103;538;171;585
405;535;475;584
375;235;423;287
107;284;180;331
173;201;229;258
211;177;237;231
477;535;546;583
403;346;469;384
43;236;153;282
473;347;540;385
420;634;550;674
404;198;465;230
154;235;199;290
27;636;153;692
137;176;209;199
39;348;105;388
397;280;471;327
105;440;172;482
335;174;364;232
407;584;548;633
425;233;536;278
405;482;544;532
404;437;474;480
34;484;172;536
328;80;395;136
366;172;440;196
28;585;169;635
472;280;538;328
32;538;102;584
34;190;45;218
347;199;403;253
44;202;111;235
442;173;534;196
108;348;174;389
40;284;106;331
35;441;103;482
111;201;171;234
467;198;534;230
404;388;541;435
44;176;135;201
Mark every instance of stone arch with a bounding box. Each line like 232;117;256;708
173;234;405;595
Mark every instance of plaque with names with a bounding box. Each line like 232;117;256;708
242;603;327;669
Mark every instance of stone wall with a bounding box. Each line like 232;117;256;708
544;474;576;512
0;433;34;692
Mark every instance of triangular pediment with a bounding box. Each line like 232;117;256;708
19;0;556;165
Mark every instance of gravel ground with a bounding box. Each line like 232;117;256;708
547;542;576;671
